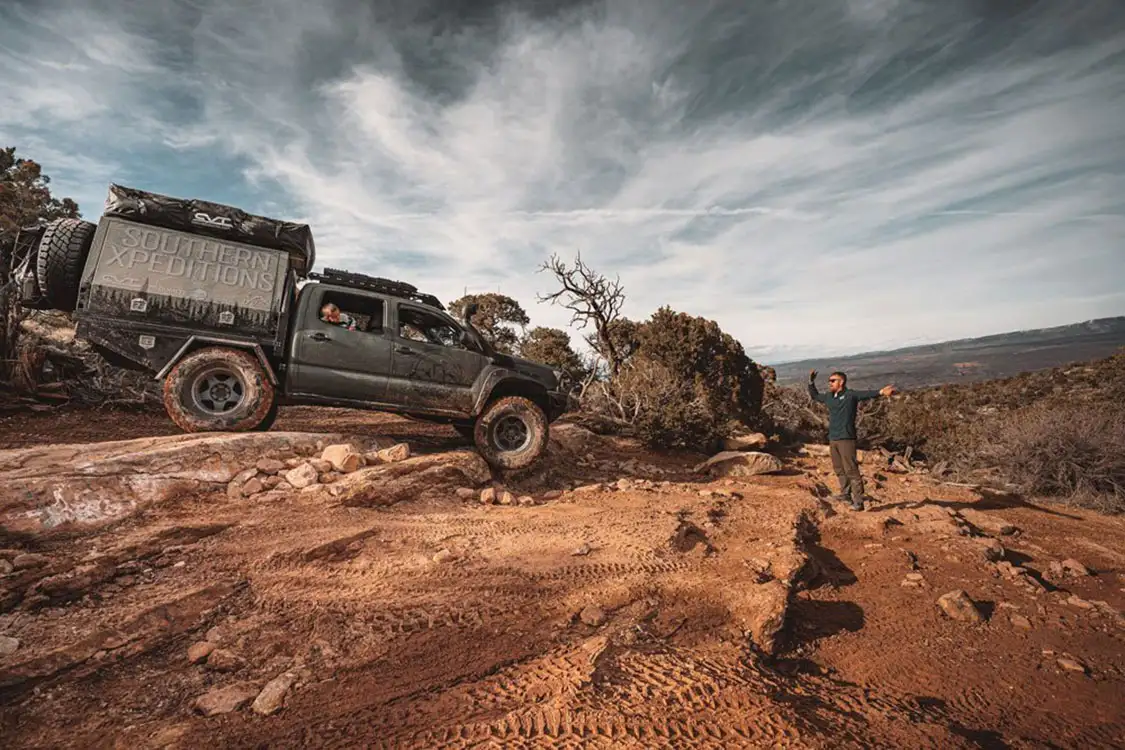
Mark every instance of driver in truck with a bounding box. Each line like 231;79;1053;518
320;303;357;331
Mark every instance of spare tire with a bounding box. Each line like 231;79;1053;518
36;218;97;311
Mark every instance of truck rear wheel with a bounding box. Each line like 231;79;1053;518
163;347;275;433
36;218;98;311
473;396;548;471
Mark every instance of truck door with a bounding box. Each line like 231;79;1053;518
287;285;394;403
389;302;487;415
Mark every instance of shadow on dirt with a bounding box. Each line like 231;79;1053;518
787;599;865;645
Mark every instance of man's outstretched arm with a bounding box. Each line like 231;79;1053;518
807;369;826;403
854;385;898;401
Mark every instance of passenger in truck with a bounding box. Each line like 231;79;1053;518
320;303;357;331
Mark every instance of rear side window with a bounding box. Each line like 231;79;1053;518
319;291;385;333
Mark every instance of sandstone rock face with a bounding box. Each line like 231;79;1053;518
334;451;493;508
547;423;606;457
695;451;785;477
377;443;411;463
0;433;339;531
722;433;768;452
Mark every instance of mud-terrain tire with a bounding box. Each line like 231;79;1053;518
163;347;275;433
35;218;97;311
473;396;548;471
254;401;280;431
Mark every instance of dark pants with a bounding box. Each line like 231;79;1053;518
829;439;864;502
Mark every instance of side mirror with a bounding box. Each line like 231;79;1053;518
463;302;479;325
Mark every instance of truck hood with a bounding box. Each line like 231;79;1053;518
494;353;559;389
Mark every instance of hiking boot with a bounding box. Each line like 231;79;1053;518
849;496;865;511
830;493;850;503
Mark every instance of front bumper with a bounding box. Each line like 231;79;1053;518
547;389;576;421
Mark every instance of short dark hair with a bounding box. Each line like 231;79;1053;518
830;371;847;384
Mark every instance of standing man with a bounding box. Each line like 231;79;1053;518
808;370;897;510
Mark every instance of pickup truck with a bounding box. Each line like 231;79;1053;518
13;185;571;470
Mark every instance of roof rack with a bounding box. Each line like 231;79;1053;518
309;268;445;310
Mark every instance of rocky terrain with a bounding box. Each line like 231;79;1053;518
1;408;1123;749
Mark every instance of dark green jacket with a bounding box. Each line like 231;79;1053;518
807;383;880;441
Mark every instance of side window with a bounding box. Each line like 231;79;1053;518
397;305;465;348
318;291;385;334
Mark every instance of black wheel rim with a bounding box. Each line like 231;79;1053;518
491;414;530;453
190;366;247;416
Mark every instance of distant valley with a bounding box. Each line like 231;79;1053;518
768;316;1125;390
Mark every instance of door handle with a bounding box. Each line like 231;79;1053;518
395;346;416;355
309;331;332;342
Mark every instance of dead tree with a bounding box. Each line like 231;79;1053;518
537;251;627;375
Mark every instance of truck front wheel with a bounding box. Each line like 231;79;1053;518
473;396;548;471
163;347;276;433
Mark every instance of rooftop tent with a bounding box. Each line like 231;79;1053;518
102;184;316;275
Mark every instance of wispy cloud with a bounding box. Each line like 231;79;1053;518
2;0;1123;362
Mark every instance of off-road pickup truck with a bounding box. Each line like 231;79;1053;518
12;185;571;470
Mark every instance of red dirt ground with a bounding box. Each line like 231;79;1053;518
1;406;1123;749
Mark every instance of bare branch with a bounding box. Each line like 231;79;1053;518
537;251;627;375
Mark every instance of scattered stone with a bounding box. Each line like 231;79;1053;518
321;444;364;474
1010;614;1033;630
959;509;1018;536
721;432;768;452
1061;559;1091;577
498;491;515;506
580;605;607;627
256;458;285;475
241;478;265;497
319;472;341;484
518;495;535;507
252;671;298;716
0;559;12;575
226;467;259;498
0;635;20;655
377;443;411;463
455;487;477;500
995;561;1025;579
12;553;49;570
432;549;455;564
572;543;592;556
1066;595;1095;610
937;590;985;623
574;484;603;494
309;459;333;474
971;537;1006;563
206;648;247;672
479;487;497;505
187;641;216;664
275;481;293;492
694;451;784;477
262;475;283;490
284;464;319;490
615;478;633;491
284;458;303;469
193;682;260;716
1057;657;1088;674
541;490;563;501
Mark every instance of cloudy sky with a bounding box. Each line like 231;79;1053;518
2;0;1123;363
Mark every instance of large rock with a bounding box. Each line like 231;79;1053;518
334;450;493;508
695;451;785;477
0;433;339;532
721;433;768;452
321;444;363;474
547;423;606;457
284;464;319;490
252;671;298;716
937;590;985;623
